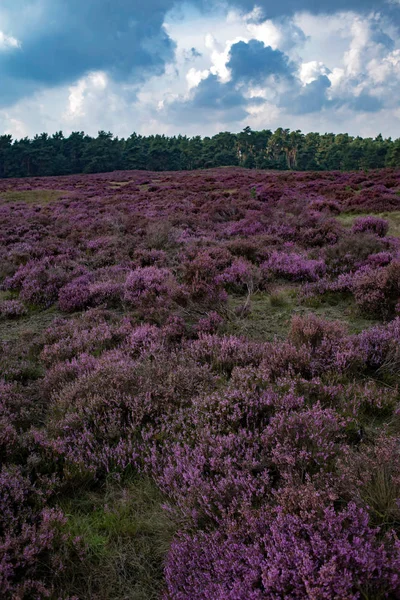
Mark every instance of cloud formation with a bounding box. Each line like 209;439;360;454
227;40;294;83
0;1;400;138
0;0;175;105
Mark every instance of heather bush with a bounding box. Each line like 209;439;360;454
299;216;342;247
324;232;386;275
124;266;183;321
165;503;400;599
308;197;341;214
352;215;390;237
0;299;27;320
347;318;400;382
3;258;83;308
195;311;224;335
352;260;400;318
153;429;270;524
262;404;347;480
0;466;68;598
44;348;216;479
289;313;347;349
339;434;400;527
261;251;326;282
41;310;132;366
215;258;260;294
180;247;232;305
187;334;266;377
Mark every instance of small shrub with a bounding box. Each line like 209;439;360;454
352;216;389;237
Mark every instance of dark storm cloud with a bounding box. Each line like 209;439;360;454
0;0;176;105
167;73;251;123
227;40;295;84
349;93;383;112
285;75;333;114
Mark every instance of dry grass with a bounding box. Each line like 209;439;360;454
0;189;68;205
361;466;400;528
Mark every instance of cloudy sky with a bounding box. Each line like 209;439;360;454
0;0;400;139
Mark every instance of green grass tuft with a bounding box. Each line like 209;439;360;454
57;475;177;600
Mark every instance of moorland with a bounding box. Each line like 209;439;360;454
1;166;400;598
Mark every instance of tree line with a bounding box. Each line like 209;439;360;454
1;126;400;178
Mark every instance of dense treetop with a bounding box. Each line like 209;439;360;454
1;127;400;178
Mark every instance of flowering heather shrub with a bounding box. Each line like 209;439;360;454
355;317;400;373
124;266;183;321
262;405;347;480
0;466;67;598
58;274;93;312
165;503;400;599
352;261;400;318
366;251;394;268
289;313;347;349
40;310;131;366
0;381;25;460
123;323;164;357
153;430;270;524
0;299;27;320
44;347;216;478
188;334;266;376
324;232;386;275
259;341;314;381
261;251;326;282
134;248;168;267
180;247;232;304
299;216;343;247
3;257;83;307
352;215;390;237
339;434;400;526
215;258;260;293
226;238;264;263
195;311;224;335
308;197;341;214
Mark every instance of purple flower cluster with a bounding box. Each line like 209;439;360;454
351;215;390;237
262;252;326;282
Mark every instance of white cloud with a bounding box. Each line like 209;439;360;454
0;31;20;50
186;67;209;89
64;72;108;121
299;61;330;85
246;20;282;49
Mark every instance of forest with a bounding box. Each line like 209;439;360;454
1;126;400;178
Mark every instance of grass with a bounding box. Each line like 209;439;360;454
337;210;400;237
0;304;63;342
225;287;297;341
360;465;400;529
57;475;177;600
225;285;379;341
109;180;134;188
0;189;69;205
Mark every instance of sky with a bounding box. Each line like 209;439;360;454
0;0;400;139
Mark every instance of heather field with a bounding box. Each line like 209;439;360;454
1;166;400;599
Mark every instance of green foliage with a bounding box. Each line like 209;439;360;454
0;128;399;178
57;476;177;600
